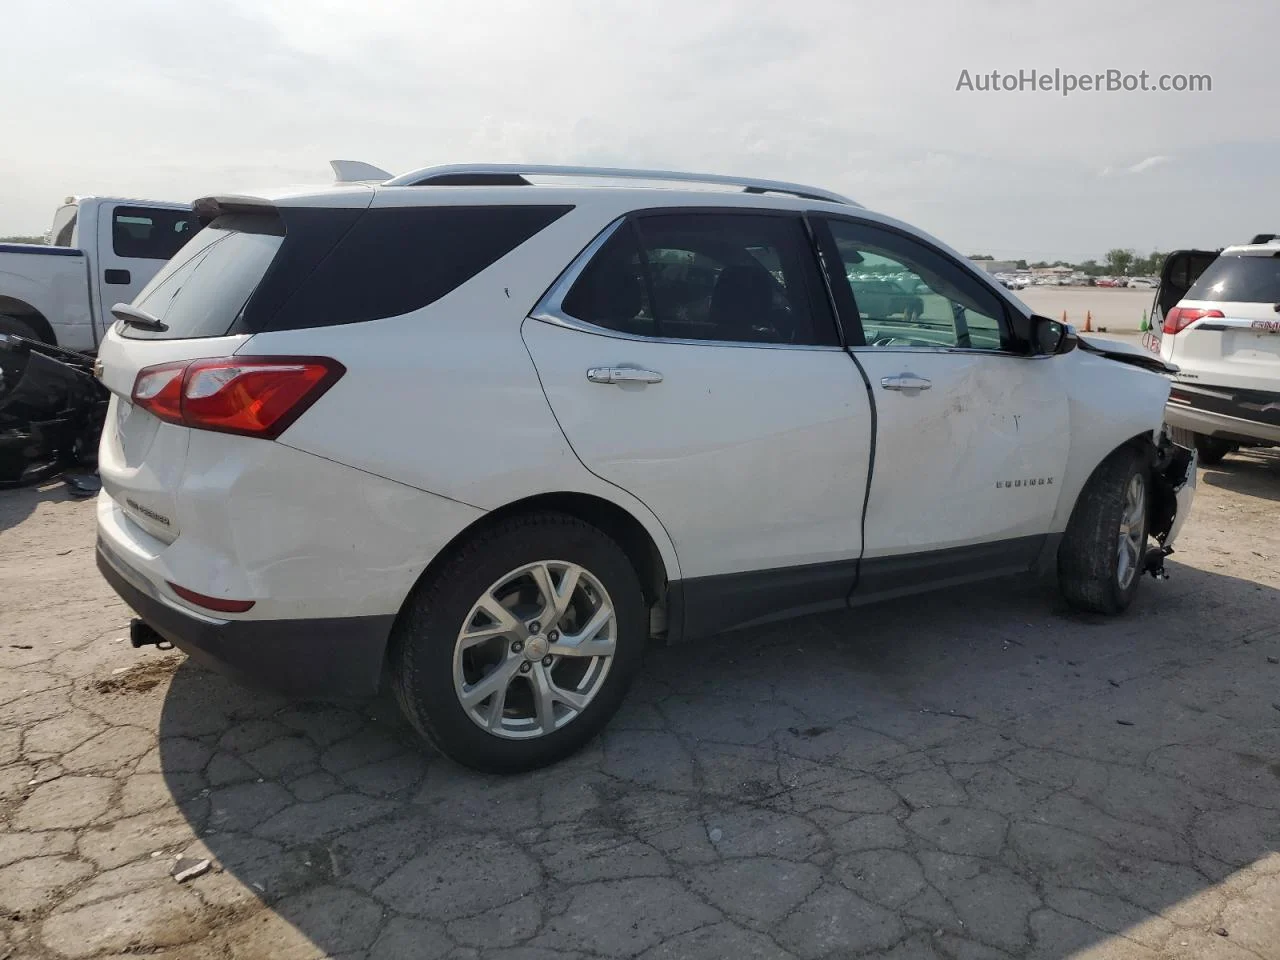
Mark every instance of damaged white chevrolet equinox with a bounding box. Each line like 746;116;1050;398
95;164;1196;772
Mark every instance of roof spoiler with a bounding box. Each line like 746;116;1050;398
192;195;279;225
330;160;393;183
1250;234;1278;244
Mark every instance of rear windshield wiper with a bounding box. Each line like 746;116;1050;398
111;303;168;332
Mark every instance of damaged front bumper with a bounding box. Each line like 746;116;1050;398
1144;429;1197;578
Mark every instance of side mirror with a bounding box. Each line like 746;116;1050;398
1030;315;1077;355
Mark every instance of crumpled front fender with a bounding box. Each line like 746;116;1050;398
1150;431;1197;550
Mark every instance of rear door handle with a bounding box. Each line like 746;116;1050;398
881;373;932;392
104;269;131;285
586;366;663;385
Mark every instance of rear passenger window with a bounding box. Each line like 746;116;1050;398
562;213;836;346
561;226;655;337
112;206;198;260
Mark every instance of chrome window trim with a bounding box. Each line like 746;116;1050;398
849;345;1046;359
530;216;846;353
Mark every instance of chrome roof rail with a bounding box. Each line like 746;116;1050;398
383;164;859;206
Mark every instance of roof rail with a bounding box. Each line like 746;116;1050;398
383;164;859;206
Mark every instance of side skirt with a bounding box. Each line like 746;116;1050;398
671;535;1047;642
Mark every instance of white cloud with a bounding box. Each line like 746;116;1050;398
1126;155;1172;174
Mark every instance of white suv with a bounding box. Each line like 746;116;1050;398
95;164;1196;772
1157;239;1280;463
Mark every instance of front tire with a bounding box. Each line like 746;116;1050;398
390;512;646;773
1058;447;1151;614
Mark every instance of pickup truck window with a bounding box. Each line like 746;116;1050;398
112;206;198;261
52;212;77;247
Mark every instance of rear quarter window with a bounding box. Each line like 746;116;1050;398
120;204;573;339
265;204;573;331
1186;255;1280;303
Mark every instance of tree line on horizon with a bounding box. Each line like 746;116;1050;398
968;248;1167;277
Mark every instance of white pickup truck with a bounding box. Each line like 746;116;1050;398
0;196;195;353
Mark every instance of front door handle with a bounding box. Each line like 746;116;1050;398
881;373;932;392
586;366;664;385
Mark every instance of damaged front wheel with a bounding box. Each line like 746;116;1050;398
1058;446;1151;614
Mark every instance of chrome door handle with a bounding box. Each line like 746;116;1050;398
881;373;932;391
586;366;664;385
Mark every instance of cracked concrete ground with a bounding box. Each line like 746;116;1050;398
1;450;1278;960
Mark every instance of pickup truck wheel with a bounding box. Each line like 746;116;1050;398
1058;447;1150;614
0;315;40;341
390;512;646;773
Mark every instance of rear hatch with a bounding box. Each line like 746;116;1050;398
96;194;370;542
1152;249;1218;341
1160;250;1280;392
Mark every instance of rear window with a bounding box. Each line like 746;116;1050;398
1186;254;1280;303
111;206;198;260
119;204;572;340
122;215;284;340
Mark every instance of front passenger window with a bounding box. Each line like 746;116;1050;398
824;220;1009;351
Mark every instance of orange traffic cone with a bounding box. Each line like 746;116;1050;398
1083;310;1093;333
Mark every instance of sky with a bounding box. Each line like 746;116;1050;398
2;0;1277;262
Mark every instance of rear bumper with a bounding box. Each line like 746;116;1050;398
1165;384;1280;445
97;538;393;697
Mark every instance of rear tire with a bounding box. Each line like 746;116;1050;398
390;511;646;773
1168;426;1230;465
1058;446;1151;614
1194;435;1231;465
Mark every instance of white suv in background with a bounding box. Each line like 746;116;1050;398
95;165;1196;772
1158;238;1280;463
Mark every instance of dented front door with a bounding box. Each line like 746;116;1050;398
850;349;1070;561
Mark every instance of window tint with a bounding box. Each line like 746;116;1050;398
561;213;836;346
123;215;284;340
1186;255;1280;303
269;205;572;330
111;206;198;260
561;225;655;337
824;220;1008;351
123;204;574;339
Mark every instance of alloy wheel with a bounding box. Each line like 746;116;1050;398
452;560;617;739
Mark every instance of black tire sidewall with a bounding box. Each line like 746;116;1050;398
393;514;646;773
1059;448;1151;613
0;315;39;340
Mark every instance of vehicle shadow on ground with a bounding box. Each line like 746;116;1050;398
0;480;77;533
158;564;1280;959
1201;448;1280;502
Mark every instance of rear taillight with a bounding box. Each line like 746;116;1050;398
1162;307;1223;335
131;356;344;439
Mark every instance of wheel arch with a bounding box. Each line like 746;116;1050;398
393;490;678;643
0;297;55;343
